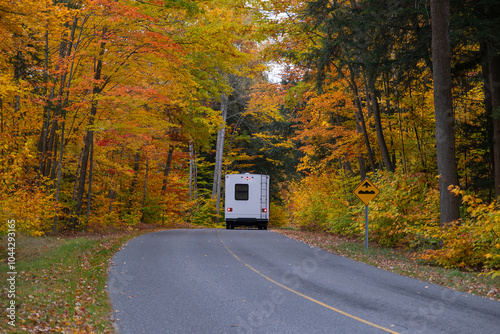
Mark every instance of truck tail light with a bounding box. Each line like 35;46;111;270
227;207;232;212
262;208;267;213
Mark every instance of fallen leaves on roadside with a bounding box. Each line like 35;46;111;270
0;233;145;333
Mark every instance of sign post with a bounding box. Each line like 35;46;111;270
353;178;380;249
365;205;369;249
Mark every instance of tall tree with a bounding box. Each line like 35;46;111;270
212;92;228;222
430;0;461;224
483;2;500;200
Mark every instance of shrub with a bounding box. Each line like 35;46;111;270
141;201;164;224
0;184;54;236
270;202;287;227
191;198;222;227
287;169;442;248
419;187;500;272
369;171;439;248
287;172;361;234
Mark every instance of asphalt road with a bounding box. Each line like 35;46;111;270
108;229;500;334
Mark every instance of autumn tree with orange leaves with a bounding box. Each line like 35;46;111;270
1;0;499;275
0;0;266;234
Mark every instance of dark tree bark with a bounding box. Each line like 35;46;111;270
53;17;79;232
162;146;175;193
431;0;461;224
84;139;94;231
130;152;140;190
74;129;94;217
74;27;107;220
480;43;495;201
350;67;376;174
40;25;71;177
369;86;394;173
141;157;149;223
189;142;195;200
53;122;64;233
490;54;500;200
482;3;500;200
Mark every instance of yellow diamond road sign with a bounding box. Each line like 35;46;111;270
354;178;380;205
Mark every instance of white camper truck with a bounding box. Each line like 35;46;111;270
224;173;270;230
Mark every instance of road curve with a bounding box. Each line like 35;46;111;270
108;229;500;334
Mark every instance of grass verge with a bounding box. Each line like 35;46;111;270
275;228;500;301
0;228;161;333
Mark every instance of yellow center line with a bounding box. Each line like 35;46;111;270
218;231;400;334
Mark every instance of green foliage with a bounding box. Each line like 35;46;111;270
163;0;201;16
121;212;141;226
191;198;222;227
141;199;164;224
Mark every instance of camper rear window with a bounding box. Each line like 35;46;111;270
235;184;249;200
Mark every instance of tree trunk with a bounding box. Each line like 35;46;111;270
72;149;83;202
44;119;57;177
212;93;228;223
39;30;50;174
483;3;500;200
75;129;94;218
489;54;500;200
74;26;107;220
480;43;495;201
53;120;65;233
431;0;461;224
193;148;198;200
131;152;140;190
108;188;116;213
1;99;4;133
162;146;174;193
397;107;408;174
189;142;194;200
141;157;149;223
84;139;94;231
107;149;118;214
368;81;394;173
224;116;244;177
39;22;73;177
52;16;77;231
50;134;58;180
350;67;376;173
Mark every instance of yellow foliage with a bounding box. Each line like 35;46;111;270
0;185;54;236
286;171;362;234
418;186;500;272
